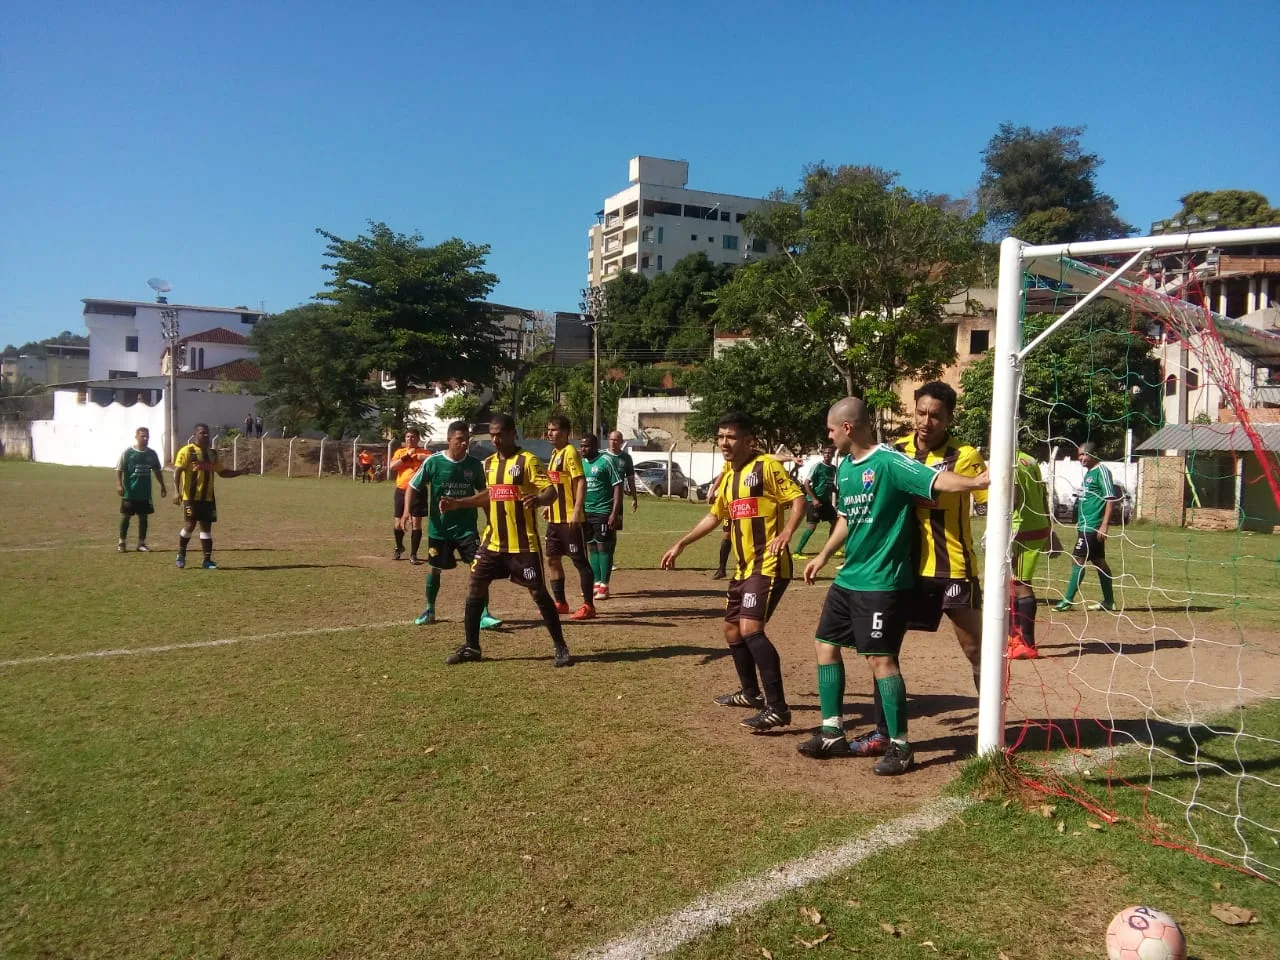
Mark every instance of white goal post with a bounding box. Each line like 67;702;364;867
977;225;1280;754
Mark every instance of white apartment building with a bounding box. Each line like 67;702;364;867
587;156;771;286
82;298;264;381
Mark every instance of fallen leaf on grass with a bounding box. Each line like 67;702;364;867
799;906;823;925
920;940;938;951
759;949;772;959
792;933;831;949
880;922;904;938
423;746;436;755
844;899;862;909
1001;799;1012;809
1211;903;1259;925
1056;821;1066;834
1086;821;1104;830
1037;804;1056;818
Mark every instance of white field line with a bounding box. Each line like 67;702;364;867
0;620;408;669
574;796;972;960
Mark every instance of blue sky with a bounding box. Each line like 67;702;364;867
3;0;1278;347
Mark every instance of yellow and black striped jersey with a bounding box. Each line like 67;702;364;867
480;449;550;554
709;454;803;579
174;443;219;502
892;433;987;579
546;443;585;524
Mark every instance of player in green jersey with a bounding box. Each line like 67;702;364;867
579;432;624;600
115;426;166;552
405;421;501;630
792;443;837;558
1008;450;1051;659
799;397;988;774
1054;442;1119;613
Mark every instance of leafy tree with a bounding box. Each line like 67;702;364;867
683;337;844;452
1166;190;1280;229
598;253;735;362
436;392;481;423
953;301;1161;458
713;165;983;418
597;270;651;358
978;124;1132;243
316;221;505;428
250;303;375;438
3;330;88;357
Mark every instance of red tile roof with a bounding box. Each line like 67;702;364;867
177;359;261;382
177;327;250;345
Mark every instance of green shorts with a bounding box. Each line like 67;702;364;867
1011;538;1047;584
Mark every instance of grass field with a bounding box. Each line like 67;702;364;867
2;461;1278;959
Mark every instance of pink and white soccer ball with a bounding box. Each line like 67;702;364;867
1106;905;1187;960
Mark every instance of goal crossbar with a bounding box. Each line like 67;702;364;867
977;226;1280;754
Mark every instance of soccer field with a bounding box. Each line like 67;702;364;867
2;462;1278;959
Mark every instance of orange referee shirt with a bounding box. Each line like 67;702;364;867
392;445;428;489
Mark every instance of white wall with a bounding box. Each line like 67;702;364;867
615;396;694;442
87;304;258;380
183;342;252;373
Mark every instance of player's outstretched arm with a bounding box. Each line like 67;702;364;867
932;469;989;494
661;512;722;569
804;515;848;584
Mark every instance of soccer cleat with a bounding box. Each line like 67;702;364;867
1052;600;1073;612
741;705;792;733
791;552;807;561
1007;638;1040;660
798;731;852;759
444;644;482;665
594;583;610;600
848;730;889;757
479;613;503;631
552;644;574;668
872;740;914;776
393;547;404;561
116;542;127;553
175;556;186;569
409;555;423;566
553;601;570;615
569;604;597;621
202;559;217;570
713;690;765;709
414;608;435;626
136;543;150;552
1087;600;1117;612
710;569;727;580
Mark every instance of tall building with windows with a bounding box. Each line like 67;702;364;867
587;156;770;286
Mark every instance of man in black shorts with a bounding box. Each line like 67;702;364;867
793;443;837;558
799;398;988;774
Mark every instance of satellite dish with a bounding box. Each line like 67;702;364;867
147;278;173;294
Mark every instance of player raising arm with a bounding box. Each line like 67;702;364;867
799;398;988;774
172;422;247;570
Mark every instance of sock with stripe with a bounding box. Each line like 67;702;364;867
426;570;441;610
178;529;191;560
727;642;761;700
463;597;484;651
410;529;422;557
601;545;615;585
533;589;566;646
1098;566;1116;606
1064;563;1084;603
743;632;786;710
875;672;909;743
574;555;594;605
137;513;148;543
394;528;405;551
816;660;845;736
200;532;213;561
1013;595;1037;646
119;515;130;542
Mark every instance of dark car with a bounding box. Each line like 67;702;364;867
634;460;690;499
1053;482;1134;526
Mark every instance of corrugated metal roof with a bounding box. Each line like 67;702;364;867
1137;423;1280;452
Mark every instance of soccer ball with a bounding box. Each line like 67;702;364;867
1106;905;1187;960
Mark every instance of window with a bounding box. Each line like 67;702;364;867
1164;375;1178;396
643;199;683;217
657;226;663;243
107;369;137;380
723;235;739;250
736;213;748;222
968;329;990;354
124;335;139;353
691;234;698;241
708;235;715;243
656;255;663;271
720;211;730;222
195;348;205;371
750;238;768;253
1186;368;1200;390
239;313;259;325
641;255;650;269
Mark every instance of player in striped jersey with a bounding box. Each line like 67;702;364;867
437;414;572;668
1008;450;1051;659
543;415;596;621
892;382;986;686
171;422;247;570
662;411;806;733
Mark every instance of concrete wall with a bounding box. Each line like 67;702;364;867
0;421;32;459
1137;455;1186;528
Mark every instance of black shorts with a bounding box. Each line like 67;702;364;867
426;533;480;570
394;487;428;518
1073;531;1107;563
724;574;789;624
816;586;911;657
120;498;154;516
584;513;617;546
805;499;837;525
182;500;217;525
469;547;545;589
545;521;587;560
906;576;982;632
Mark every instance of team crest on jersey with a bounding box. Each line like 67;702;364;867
510;461;524;480
743;472;760;488
861;469;875;491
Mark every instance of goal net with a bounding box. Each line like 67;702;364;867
978;226;1280;882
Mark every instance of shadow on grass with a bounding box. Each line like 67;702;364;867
228;563;364;571
623;588;728;599
497;644;729;665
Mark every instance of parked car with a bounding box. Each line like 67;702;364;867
1053;482;1135;526
634;460;690;499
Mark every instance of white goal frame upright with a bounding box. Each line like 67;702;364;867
977;226;1280;754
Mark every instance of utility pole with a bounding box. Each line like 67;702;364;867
160;308;181;463
579;285;607;437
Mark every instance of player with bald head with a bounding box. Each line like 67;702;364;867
800;397;989;775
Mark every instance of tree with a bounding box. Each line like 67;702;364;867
713;165;984;418
683;337;844;452
597;253;735;362
316;222;505;428
953;301;1161;458
1166;190;1280;229
436;392;481;424
978;124;1132;243
250;303;375;438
